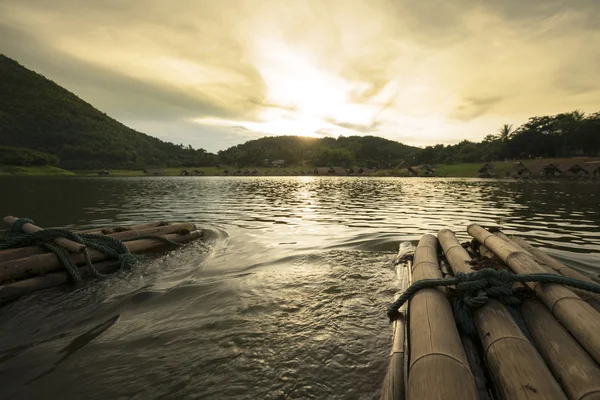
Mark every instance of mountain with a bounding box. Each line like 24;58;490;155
0;55;214;169
0;55;419;170
218;135;419;168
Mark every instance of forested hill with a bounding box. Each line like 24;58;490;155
0;55;213;169
217;135;418;167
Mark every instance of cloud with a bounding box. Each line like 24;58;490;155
1;0;599;151
450;96;505;122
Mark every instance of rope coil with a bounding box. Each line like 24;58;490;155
388;268;600;335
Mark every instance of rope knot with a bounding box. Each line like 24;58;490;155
387;264;600;337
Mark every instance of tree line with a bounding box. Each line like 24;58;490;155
413;111;600;165
216;135;417;168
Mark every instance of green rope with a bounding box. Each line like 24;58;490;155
387;268;600;336
0;218;183;283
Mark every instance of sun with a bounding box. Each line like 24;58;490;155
245;38;377;137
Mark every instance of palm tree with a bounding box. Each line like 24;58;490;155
571;109;585;121
498;124;513;142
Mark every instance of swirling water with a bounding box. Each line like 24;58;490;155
0;176;599;399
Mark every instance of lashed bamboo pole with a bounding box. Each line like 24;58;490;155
438;229;566;400
407;234;478;400
460;336;491;400
0;230;202;283
510;236;599;286
493;232;600;312
3;216;86;253
521;300;600;400
479;244;495;259
77;221;169;234
0;223;196;263
468;224;600;364
0;259;120;302
381;246;412;400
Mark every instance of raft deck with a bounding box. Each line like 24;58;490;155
0;216;203;302
381;225;600;400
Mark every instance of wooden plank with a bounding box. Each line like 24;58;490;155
467;224;600;365
407;234;478;400
438;229;566;400
521;300;600;400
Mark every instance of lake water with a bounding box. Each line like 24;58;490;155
0;176;599;399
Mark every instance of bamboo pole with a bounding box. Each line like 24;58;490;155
493;232;600;312
467;224;600;365
76;221;169;234
0;259;120;302
510;236;599;286
460;335;491;400
0;223;196;263
0;230;202;283
521;300;600;400
479;244;495;259
0;245;47;264
381;246;412;400
438;229;566;400
406;234;478;400
3;216;86;253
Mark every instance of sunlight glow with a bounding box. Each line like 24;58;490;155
5;0;599;148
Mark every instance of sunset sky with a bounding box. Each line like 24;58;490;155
1;0;599;152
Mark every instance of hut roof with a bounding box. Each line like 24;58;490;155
512;162;530;171
396;160;417;174
315;167;346;175
567;164;589;174
478;163;495;173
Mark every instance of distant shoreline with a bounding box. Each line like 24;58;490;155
1;157;599;178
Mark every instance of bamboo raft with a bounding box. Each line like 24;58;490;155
0;216;203;302
381;224;600;400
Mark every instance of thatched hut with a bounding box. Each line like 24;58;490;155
541;164;562;177
512;162;531;178
415;164;435;176
396;160;417;176
357;167;365;174
566;164;589;177
314;167;346;175
179;169;190;176
477;163;496;178
585;161;600;179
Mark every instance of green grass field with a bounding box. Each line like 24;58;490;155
0;165;74;176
